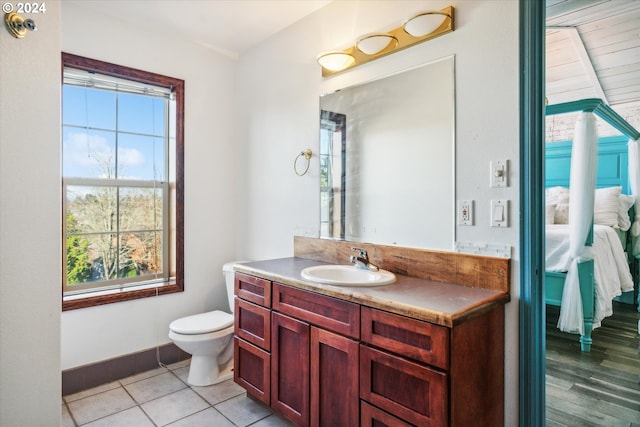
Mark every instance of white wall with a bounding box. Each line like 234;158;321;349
236;1;519;425
0;3;62;424
60;3;239;369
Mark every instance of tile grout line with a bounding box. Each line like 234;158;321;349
165;367;244;427
62;399;79;427
65;360;286;427
119;381;159;427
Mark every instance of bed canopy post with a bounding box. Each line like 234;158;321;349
628;141;640;258
555;112;598;341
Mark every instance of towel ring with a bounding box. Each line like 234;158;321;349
294;149;312;176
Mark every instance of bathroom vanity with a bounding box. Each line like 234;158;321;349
233;238;510;427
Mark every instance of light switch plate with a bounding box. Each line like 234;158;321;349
490;160;508;188
491;199;508;227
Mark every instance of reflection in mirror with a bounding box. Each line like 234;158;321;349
319;56;455;250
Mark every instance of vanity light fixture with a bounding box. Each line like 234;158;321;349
356;34;398;55
317;6;454;77
317;52;356;72
403;11;451;37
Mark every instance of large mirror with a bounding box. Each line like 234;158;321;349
319;56;455;250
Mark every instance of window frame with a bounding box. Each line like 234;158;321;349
61;52;184;311
319;111;346;240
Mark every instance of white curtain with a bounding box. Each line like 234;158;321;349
557;112;598;334
628;138;640;256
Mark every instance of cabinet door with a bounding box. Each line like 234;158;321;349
310;327;359;427
235;298;271;350
272;312;310;427
360;345;447;427
234;337;270;405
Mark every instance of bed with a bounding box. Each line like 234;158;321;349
545;99;640;352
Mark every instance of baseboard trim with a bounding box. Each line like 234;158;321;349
62;343;190;396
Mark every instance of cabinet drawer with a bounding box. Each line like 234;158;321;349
360;345;447;427
235;298;271;351
235;273;271;307
273;283;360;339
361;307;449;370
360;401;414;427
234;337;270;405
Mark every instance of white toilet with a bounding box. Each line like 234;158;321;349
168;262;239;386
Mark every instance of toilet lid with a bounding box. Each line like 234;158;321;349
169;310;233;335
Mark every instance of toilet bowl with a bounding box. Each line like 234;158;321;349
168;262;241;386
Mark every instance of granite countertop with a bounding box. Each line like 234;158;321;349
234;257;510;328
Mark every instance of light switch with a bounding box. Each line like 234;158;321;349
491;160;508;188
491;200;508;227
493;205;504;221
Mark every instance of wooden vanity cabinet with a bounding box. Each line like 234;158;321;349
234;272;504;427
233;273;272;405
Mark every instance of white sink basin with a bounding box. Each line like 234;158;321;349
301;265;396;287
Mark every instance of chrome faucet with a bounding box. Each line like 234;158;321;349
350;247;379;271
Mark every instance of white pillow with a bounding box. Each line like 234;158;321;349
555;203;570;224
546;186;569;205
594;186;622;227
617;194;635;231
546;204;556;224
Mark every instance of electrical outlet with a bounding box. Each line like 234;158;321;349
457;200;473;226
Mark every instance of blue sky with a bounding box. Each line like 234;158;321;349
62;85;167;181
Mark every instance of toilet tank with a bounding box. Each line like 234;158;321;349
223;262;246;313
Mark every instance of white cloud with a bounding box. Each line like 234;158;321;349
118;147;145;167
64;131;112;169
64;131;146;175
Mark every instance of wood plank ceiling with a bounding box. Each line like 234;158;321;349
546;0;640;109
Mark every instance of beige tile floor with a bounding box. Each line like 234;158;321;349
62;360;294;426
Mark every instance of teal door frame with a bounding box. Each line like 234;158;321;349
519;0;545;426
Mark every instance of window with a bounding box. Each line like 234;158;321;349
61;53;184;310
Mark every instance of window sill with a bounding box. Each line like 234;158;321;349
62;281;182;311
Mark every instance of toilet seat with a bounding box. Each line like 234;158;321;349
169;310;233;335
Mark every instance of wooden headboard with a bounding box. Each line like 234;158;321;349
545;135;630;194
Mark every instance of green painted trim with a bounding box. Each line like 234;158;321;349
546;98;601;115
519;0;546;425
546;98;640;140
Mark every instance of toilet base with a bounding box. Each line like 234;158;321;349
187;355;233;387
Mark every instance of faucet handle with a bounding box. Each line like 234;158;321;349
351;247;367;257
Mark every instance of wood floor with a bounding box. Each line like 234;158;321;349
546;302;640;426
